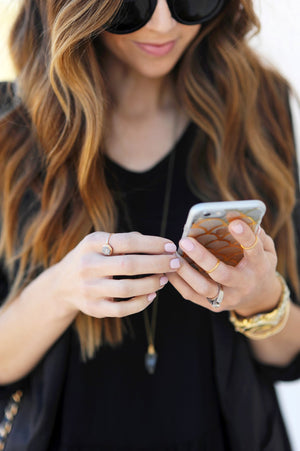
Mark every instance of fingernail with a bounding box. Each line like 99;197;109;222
170;258;181;269
231;222;244;234
165;242;177;253
148;293;157;302
180;238;194;252
160;276;168;286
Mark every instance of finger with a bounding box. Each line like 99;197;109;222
81;231;177;255
85;293;158;318
175;257;222;298
179;238;236;287
168;272;224;312
84;274;168;299
257;227;276;254
81;253;181;277
228;220;263;259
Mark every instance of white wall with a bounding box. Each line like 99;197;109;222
250;2;300;450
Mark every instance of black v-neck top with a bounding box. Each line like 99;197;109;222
50;124;228;450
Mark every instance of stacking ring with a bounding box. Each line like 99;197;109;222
101;233;113;256
241;235;258;251
207;259;221;274
207;284;224;309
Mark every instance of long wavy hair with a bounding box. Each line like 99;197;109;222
0;0;298;359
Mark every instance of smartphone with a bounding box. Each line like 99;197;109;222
179;200;266;273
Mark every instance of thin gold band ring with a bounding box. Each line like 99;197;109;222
241;235;258;251
207;259;221;274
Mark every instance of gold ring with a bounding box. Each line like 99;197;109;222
101;233;113;256
207;259;221;274
241;235;258;251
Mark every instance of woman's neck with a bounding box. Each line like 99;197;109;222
102;50;177;118
101;50;188;172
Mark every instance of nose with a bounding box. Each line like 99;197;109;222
145;0;177;33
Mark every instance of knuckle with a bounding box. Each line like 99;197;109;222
127;231;141;246
272;253;278;267
217;267;231;285
252;247;261;258
129;231;141;238
80;232;105;249
82;232;97;246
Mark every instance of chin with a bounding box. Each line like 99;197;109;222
132;61;179;79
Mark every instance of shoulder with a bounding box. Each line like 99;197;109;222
0;81;18;116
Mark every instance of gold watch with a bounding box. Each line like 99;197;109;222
229;272;291;340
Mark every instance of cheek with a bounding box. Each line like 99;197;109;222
181;25;201;47
101;33;125;58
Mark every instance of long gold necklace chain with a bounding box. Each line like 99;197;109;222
143;148;176;374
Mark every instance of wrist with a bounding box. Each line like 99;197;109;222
234;276;282;318
49;263;80;320
229;273;291;340
22;263;79;323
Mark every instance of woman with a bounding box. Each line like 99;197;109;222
0;0;299;449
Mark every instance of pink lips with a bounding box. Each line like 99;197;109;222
134;40;176;56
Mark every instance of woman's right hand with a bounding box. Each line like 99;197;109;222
54;231;180;319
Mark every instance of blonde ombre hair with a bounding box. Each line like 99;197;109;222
0;0;298;359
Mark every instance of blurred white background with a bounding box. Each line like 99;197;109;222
0;0;299;449
251;2;300;450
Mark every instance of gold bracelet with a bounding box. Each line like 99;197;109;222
229;272;291;340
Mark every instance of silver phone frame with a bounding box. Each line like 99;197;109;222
181;200;266;242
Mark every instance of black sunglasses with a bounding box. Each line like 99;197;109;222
106;0;226;34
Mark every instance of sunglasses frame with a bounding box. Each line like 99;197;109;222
107;0;226;35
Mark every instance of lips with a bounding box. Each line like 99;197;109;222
134;40;176;56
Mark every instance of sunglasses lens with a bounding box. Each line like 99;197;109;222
172;0;224;24
107;1;154;34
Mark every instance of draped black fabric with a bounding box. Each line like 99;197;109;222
49;124;228;450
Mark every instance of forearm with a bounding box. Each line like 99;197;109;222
249;301;300;367
0;265;77;385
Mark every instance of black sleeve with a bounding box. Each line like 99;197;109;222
253;208;300;382
0;262;24;404
254;94;300;383
0;82;27;403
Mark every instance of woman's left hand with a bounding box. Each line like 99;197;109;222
168;220;282;317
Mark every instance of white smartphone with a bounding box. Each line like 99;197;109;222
179;200;266;272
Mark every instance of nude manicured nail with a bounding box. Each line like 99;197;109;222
165;243;177;253
231;222;244;234
180;238;194;251
148;293;157;302
170;258;181;269
160;276;168;286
